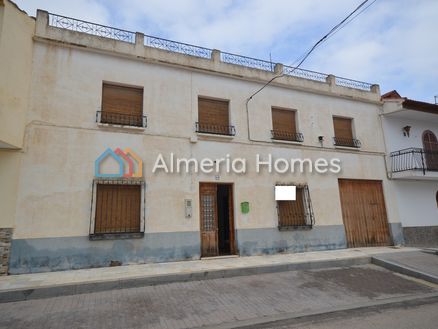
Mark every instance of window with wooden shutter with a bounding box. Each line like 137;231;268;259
333;117;360;147
271;108;303;142
100;83;144;127
94;183;141;234
197;97;234;135
277;185;314;229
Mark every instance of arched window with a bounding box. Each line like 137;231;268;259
422;130;438;170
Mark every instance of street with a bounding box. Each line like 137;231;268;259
0;264;436;329
263;302;438;329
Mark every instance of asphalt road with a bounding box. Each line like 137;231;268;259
0;264;436;329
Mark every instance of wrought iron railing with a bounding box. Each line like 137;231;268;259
333;137;361;148
221;52;275;72
46;12;374;91
283;65;328;83
271;130;304;142
390;148;438;174
196;122;236;136
335;76;373;91
144;35;212;59
48;13;135;43
96;111;147;128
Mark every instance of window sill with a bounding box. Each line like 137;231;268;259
196;132;235;140
89;232;144;240
278;225;313;231
271;139;303;145
97;122;145;132
334;145;361;151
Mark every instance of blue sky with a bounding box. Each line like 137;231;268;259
15;0;438;102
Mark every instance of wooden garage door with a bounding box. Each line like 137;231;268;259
338;179;392;247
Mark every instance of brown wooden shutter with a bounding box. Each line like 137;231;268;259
95;184;141;234
333;117;353;140
198;98;229;129
277;187;306;227
272;108;296;134
102;83;143;115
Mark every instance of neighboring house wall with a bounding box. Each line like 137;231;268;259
0;0;34;148
0;1;34;275
382;99;438;246
2;5;404;274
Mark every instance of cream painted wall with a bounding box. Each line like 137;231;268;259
11;41;400;239
0;1;34;149
0;4;400;241
0;151;21;228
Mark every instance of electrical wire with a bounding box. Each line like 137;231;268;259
246;0;377;103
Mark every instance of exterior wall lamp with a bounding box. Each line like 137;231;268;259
402;125;411;137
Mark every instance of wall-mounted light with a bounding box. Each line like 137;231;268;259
402;125;411;137
318;136;324;147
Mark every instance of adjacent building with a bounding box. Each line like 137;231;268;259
382;91;438;246
1;1;406;274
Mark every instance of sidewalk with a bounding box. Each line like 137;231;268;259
372;249;438;284
0;246;420;302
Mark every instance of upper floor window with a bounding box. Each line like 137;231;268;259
276;185;314;230
98;83;146;127
422;130;438;170
271;108;303;142
196;97;235;136
333;116;361;148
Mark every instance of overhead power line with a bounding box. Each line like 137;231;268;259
246;0;377;103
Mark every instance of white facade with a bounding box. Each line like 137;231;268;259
382;94;438;246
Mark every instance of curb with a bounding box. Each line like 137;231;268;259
371;257;438;284
0;256;370;303
200;292;438;329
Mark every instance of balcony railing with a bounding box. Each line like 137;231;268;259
196;122;236;136
96;111;147;128
390;148;438;174
333;137;361;148
271;130;304;142
46;12;375;92
49;13;135;43
144;35;212;59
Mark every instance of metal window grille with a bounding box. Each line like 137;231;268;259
276;185;314;230
89;179;145;238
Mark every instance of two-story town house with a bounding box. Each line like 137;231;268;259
0;1;404;274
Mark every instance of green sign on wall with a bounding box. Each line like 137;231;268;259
240;201;250;214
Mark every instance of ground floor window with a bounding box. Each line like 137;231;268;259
90;179;145;238
276;185;314;230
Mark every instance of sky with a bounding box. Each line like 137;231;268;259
14;0;438;103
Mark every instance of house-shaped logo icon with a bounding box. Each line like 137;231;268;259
95;148;143;178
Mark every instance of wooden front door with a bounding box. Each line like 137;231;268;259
199;183;235;257
338;179;392;248
200;183;219;257
423;130;438;171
